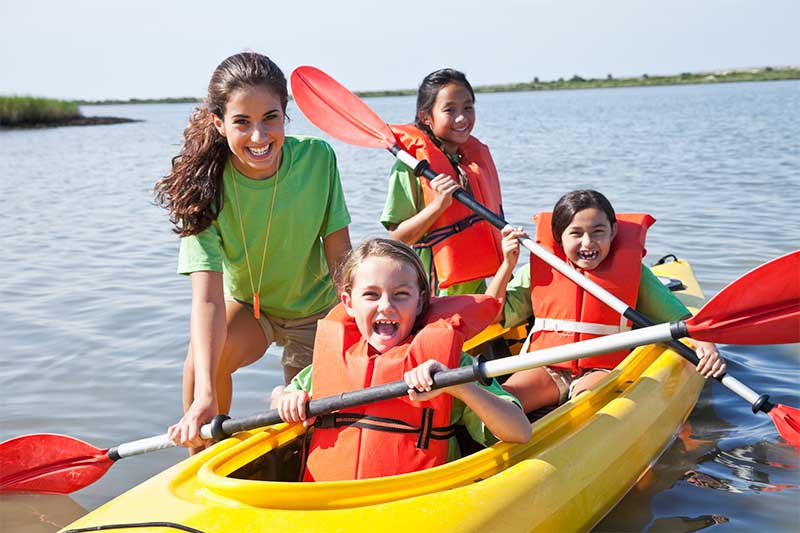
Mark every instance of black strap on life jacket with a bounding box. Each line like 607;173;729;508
314;408;456;450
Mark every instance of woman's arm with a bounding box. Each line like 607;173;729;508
168;271;227;448
323;226;352;282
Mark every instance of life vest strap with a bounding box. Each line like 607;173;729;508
521;315;630;353
413;214;484;249
314;408;456;450
531;317;630;336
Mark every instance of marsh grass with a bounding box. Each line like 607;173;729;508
0;96;82;126
356;67;800;98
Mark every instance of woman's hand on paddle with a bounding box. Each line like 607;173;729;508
691;340;726;378
275;389;316;427
429;173;460;211
168;396;217;449
405;359;454;402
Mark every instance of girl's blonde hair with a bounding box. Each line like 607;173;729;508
338;238;431;328
154;52;288;237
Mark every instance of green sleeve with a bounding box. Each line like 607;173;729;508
636;264;692;322
319;142;352;238
501;265;533;328
380;160;422;229
177;224;224;275
285;364;313;394
452;353;523;449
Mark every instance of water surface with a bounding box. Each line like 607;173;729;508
1;80;798;531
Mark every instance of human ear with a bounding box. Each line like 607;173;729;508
416;291;426;317
417;111;431;127
342;292;355;317
610;222;618;240
211;113;226;137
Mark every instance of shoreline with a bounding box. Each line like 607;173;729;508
72;66;799;105
0;116;140;130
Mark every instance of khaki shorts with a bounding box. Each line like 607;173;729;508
544;367;612;404
233;300;332;369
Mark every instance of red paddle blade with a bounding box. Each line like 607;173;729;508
769;404;800;447
0;434;113;494
291;66;397;149
687;251;800;344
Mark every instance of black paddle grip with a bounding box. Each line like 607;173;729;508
219;365;483;437
412;157;508;230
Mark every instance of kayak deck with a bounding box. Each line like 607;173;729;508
61;258;706;533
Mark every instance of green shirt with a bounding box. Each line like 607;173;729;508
380;160;486;296
178;136;351;319
501;263;691;328
286;352;521;462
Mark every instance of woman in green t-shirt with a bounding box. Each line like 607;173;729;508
155;52;351;452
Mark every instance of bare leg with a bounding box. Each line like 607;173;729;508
181;301;269;454
502;367;561;413
214;301;271;415
569;370;609;398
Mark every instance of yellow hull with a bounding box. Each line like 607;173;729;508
61;259;705;533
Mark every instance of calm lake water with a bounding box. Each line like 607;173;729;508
1;80;798;532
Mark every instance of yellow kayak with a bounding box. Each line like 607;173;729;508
60;257;706;533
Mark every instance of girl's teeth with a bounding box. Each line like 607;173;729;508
249;146;270;156
374;320;398;337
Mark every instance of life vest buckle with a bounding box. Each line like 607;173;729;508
314;415;337;429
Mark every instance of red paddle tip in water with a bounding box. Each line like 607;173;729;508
0;433;112;494
770;405;800;447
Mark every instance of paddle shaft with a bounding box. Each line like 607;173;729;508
390;145;773;414
110;321;692;460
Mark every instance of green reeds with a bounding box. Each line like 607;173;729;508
0;96;82;127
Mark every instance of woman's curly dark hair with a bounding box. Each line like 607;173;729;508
154;52;288;236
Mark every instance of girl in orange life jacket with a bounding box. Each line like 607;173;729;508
380;69;505;296
273;238;530;482
486;190;727;414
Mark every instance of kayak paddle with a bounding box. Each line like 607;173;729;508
1;252;798;494
289;66;800;445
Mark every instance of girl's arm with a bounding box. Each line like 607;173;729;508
272;366;316;426
405;360;531;444
485;226;527;323
168;271;227;448
323;226;352;281
637;265;726;378
687;339;727;378
387;173;460;244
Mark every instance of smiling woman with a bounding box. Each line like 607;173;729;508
210;84;286;180
153;51;352;454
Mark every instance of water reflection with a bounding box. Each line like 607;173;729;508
0;494;86;533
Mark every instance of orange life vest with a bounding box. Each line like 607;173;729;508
305;294;501;482
526;212;655;374
391;124;504;290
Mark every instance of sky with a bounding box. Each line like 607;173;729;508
1;0;797;101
